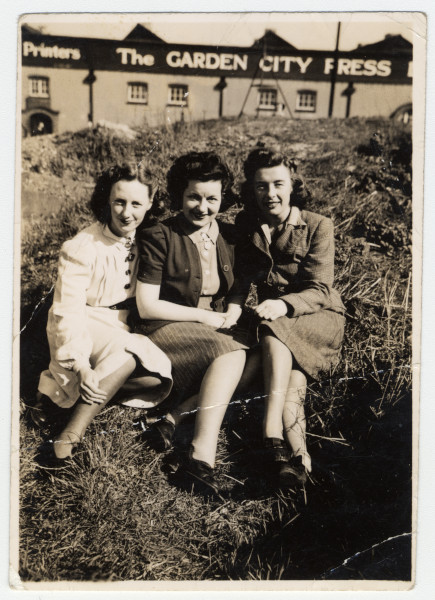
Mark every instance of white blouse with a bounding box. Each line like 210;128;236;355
47;222;140;371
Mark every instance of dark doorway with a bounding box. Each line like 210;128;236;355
30;113;53;136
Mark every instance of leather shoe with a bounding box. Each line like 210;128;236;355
29;393;53;428
37;443;77;470
279;454;308;487
264;437;291;464
185;455;220;495
151;417;175;452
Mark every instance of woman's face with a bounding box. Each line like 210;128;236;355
182;179;222;230
109;179;152;237
253;164;293;224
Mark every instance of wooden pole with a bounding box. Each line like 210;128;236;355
328;22;341;118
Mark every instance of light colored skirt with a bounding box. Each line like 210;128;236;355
38;306;172;408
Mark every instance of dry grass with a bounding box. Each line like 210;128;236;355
19;116;412;582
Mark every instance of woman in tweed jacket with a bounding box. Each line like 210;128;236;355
234;147;346;488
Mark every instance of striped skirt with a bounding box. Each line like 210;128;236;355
259;309;345;380
134;319;250;398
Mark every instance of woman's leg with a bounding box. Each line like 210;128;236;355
235;349;263;395
163;350;262;428
146;395;198;454
261;335;293;440
190;350;246;468
163;395;198;427
54;354;157;459
282;369;311;472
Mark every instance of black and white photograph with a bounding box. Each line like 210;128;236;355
10;8;427;591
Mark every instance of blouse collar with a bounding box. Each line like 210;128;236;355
260;206;303;244
179;217;219;245
102;223;136;247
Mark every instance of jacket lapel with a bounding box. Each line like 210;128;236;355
275;210;307;253
252;209;307;255
250;226;272;258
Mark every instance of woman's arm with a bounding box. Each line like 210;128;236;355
50;238;94;369
254;217;337;321
49;236;107;403
136;282;225;329
279;216;336;317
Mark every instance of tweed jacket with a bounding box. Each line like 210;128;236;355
136;213;237;313
231;207;345;317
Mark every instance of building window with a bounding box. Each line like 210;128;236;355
29;76;49;98
127;82;148;104
258;88;277;110
168;84;188;107
296;90;317;112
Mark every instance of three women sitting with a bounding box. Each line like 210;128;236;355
36;148;345;493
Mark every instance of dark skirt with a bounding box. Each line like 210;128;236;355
259;309;345;380
134;320;251;398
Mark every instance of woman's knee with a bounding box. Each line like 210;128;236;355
287;369;307;395
261;334;292;363
93;351;136;379
214;349;246;368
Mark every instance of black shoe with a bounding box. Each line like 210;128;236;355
37;443;77;470
264;437;291;464
149;417;175;452
29;394;52;428
279;454;308;488
185;456;220;496
29;393;66;428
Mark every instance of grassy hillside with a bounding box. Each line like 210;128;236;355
19;116;412;582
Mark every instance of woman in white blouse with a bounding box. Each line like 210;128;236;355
36;163;172;463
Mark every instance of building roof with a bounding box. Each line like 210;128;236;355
22;24;44;35
124;24;166;43
251;29;298;52
352;34;412;54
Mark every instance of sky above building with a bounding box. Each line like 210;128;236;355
23;13;417;51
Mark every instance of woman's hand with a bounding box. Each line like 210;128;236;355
76;366;107;405
199;310;226;329
220;304;243;330
254;299;288;321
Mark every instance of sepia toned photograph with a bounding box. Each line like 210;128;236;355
12;10;425;591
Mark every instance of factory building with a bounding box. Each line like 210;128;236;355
21;24;412;136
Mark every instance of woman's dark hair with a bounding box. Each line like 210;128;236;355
167;151;236;212
90;161;165;229
240;147;312;214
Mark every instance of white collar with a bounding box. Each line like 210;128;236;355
102;223;136;246
187;219;219;245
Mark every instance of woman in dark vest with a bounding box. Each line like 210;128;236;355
134;151;248;494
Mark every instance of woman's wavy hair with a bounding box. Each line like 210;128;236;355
240;147;312;216
167;151;237;212
90;161;165;230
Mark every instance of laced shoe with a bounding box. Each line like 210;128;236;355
185;453;220;496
